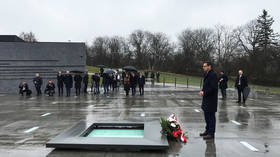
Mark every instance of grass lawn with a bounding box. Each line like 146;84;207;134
86;66;280;94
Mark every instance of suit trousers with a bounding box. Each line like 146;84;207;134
204;111;216;135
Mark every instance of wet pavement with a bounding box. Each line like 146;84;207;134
0;83;279;157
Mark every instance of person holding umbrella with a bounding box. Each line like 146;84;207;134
103;69;116;94
94;73;100;94
83;71;89;94
123;72;130;96
130;72;138;96
102;73;110;94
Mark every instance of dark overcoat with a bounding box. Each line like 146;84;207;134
64;74;73;88
202;69;218;112
74;75;82;88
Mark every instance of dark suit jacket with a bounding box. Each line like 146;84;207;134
57;74;64;87
74;75;82;88
218;74;228;89
138;76;146;86
234;75;248;90
202;69;218;113
33;77;43;87
64;74;73;88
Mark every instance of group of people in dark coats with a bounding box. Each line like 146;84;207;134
123;71;146;96
19;71;89;97
101;73;121;95
199;61;249;140
143;71;160;86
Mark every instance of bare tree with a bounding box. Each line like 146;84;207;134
19;31;38;42
214;25;240;74
146;32;173;70
236;20;259;55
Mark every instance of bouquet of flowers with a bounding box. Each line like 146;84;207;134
160;114;187;143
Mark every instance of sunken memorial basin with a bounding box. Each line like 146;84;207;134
46;120;169;151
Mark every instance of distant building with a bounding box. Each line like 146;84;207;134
0;35;86;93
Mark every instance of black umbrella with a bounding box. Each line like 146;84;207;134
104;69;117;74
123;66;137;72
96;65;106;68
243;87;251;100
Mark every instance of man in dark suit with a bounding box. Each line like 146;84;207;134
64;71;73;97
218;71;228;100
138;72;146;96
74;73;82;96
57;71;64;96
200;62;218;140
235;70;248;103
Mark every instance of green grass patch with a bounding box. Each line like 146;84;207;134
86;66;280;94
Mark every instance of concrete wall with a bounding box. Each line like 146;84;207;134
0;42;86;93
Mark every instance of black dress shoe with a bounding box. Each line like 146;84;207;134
236;101;241;103
203;134;215;140
199;132;208;137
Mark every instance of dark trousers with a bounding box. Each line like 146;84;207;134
124;84;130;96
131;86;136;95
75;88;81;96
220;88;226;99
94;82;100;94
83;83;88;93
125;89;130;96
237;86;245;103
204;112;216;135
66;88;71;97
35;86;41;95
103;83;109;94
139;85;144;95
58;86;63;96
112;82;117;91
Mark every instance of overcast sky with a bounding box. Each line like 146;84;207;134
0;0;279;43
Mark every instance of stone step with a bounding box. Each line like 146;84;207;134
0;73;56;77
0;71;57;74
0;76;57;80
0;68;55;71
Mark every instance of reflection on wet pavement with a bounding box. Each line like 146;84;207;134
0;84;279;157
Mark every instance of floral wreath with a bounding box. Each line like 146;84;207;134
160;114;187;143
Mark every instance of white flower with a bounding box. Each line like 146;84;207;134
167;114;178;122
170;123;176;128
168;117;175;122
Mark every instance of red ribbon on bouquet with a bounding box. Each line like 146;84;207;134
172;126;187;143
